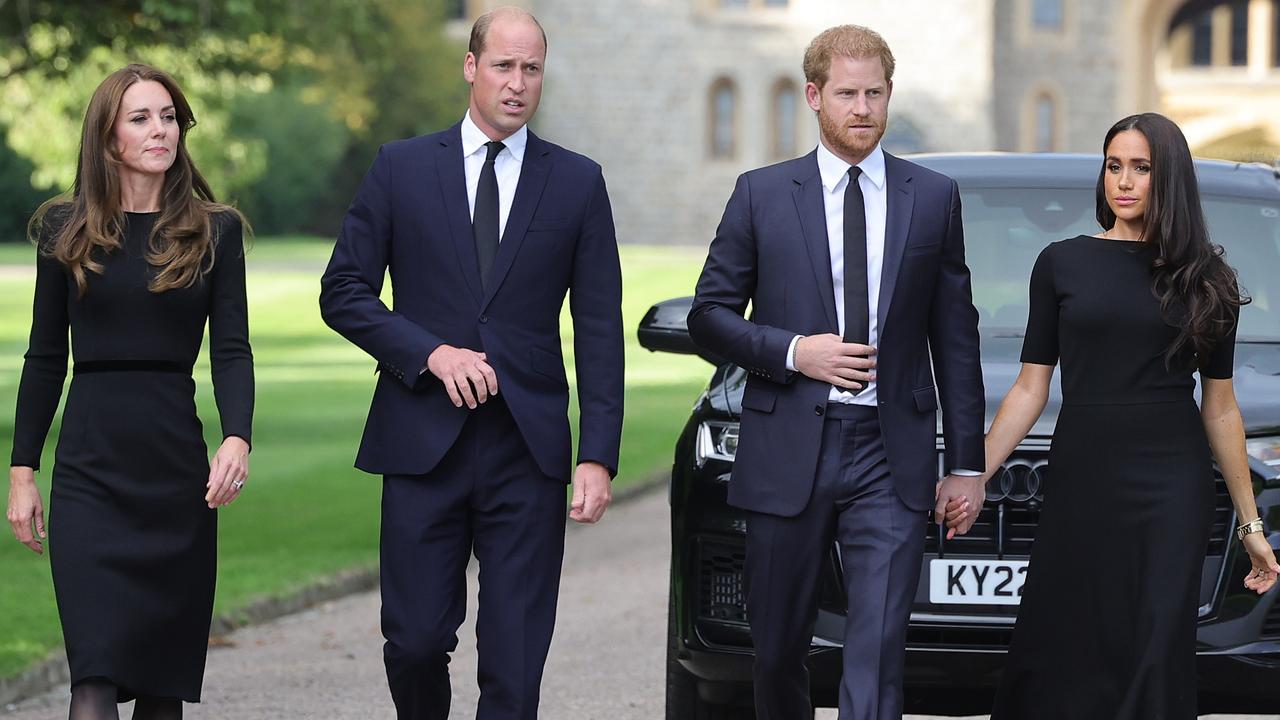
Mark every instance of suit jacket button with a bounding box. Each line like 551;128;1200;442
814;405;824;416
479;315;488;324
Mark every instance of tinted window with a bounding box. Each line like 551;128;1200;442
961;187;1280;341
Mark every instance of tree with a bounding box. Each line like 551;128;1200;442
0;0;466;236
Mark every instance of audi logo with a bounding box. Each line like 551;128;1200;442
986;459;1048;504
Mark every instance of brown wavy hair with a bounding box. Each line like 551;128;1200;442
1095;113;1248;369
28;63;244;295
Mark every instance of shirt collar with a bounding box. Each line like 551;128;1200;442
461;110;528;163
816;140;885;193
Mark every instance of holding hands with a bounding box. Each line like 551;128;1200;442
7;466;45;554
427;344;498;409
206;435;250;508
794;334;876;391
935;474;987;540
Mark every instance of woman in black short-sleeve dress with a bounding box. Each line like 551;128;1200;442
6;64;252;719
941;114;1279;718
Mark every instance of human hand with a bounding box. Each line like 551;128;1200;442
934;474;987;540
1242;532;1280;594
7;466;45;554
569;461;612;524
794;334;876;391
206;436;250;509
426;344;498;409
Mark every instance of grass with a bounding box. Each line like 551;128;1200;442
0;239;710;678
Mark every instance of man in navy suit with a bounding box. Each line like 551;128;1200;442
689;25;986;720
319;7;623;719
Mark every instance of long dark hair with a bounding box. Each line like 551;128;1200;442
1095;113;1247;369
27;63;244;296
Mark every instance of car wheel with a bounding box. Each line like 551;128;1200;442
666;583;758;719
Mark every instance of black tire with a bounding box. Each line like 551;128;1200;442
666;583;757;720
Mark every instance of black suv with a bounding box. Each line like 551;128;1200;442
640;153;1280;717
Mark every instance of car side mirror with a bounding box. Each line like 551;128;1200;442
637;296;725;366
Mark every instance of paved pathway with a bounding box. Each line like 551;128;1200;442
4;488;1275;719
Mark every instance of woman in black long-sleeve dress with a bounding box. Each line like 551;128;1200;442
5;64;253;720
939;113;1280;718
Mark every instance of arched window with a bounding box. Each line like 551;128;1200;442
770;80;799;160
1034;94;1056;152
709;78;737;159
1032;0;1063;30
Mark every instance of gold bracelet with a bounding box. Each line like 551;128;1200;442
1236;518;1265;541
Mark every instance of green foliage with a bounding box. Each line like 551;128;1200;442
0;133;45;242
0;0;467;237
228;82;350;235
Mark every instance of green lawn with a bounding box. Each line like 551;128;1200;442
0;239;710;678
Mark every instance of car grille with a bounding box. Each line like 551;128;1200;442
696;538;748;624
924;453;1235;558
693;462;1236;632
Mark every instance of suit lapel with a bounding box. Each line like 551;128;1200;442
481;131;551;311
792;152;839;333
878;152;914;334
435;123;483;304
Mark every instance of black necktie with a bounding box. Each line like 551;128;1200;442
843;166;870;345
473;140;505;289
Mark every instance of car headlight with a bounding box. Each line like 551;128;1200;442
1246;436;1280;487
696;420;739;468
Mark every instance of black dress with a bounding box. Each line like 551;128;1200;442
991;236;1234;719
10;210;253;702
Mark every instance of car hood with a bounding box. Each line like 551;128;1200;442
713;338;1280;438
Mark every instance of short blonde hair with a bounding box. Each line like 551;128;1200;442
803;25;895;88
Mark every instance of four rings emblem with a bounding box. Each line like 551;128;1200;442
986;459;1048;504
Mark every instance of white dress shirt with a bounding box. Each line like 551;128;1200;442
461;111;527;240
786;141;887;407
783;142;982;478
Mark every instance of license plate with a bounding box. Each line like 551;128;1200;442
928;559;1028;605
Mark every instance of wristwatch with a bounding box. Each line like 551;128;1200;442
1237;518;1265;541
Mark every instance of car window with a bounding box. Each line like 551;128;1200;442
961;187;1280;341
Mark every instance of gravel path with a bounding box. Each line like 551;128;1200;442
3;487;1274;719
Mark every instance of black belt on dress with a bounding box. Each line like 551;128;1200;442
73;360;193;375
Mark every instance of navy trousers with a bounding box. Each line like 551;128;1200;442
380;396;567;720
746;404;927;720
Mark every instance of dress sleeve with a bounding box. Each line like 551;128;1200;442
11;244;70;469
208;212;255;446
1020;244;1059;366
1200;304;1238;380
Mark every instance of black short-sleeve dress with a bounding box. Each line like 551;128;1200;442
991;235;1235;719
10;210;253;702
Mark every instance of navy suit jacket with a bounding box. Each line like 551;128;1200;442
320;123;624;481
688;150;984;514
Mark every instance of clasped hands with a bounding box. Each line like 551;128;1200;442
935;474;986;540
424;344;611;524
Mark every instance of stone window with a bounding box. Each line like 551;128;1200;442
1191;11;1214;66
1169;0;1273;69
446;0;469;20
710;78;737;160
1231;0;1249;66
1275;0;1280;66
770;80;799;160
1034;94;1056;153
1032;0;1063;29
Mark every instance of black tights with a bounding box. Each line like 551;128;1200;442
69;678;182;720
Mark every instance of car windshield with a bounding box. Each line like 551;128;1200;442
962;187;1280;342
